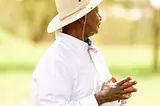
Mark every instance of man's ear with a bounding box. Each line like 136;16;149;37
78;16;86;24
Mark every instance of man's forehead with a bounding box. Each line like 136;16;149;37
97;6;99;10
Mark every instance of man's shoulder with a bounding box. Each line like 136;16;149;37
33;40;78;73
32;41;77;79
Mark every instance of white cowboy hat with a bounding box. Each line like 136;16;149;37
47;0;103;33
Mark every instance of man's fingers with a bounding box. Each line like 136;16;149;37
122;88;138;94
117;77;132;86
111;77;117;83
121;81;137;89
120;95;130;100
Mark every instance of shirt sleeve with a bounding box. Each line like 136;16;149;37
32;55;98;106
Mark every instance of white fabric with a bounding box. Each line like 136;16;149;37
31;31;126;106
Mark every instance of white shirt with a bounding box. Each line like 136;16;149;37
31;31;126;106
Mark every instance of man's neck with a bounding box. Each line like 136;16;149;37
62;28;88;41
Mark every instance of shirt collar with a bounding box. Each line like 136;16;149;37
55;31;89;52
85;38;92;46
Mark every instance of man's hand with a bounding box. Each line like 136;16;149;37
95;77;138;105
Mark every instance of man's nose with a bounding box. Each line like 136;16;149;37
99;14;102;21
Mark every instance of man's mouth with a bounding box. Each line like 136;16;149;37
98;23;101;28
98;24;100;28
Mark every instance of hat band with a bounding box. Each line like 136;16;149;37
59;7;85;21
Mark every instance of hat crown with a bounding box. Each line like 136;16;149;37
55;0;90;20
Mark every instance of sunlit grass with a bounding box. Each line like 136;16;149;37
0;45;45;71
98;45;160;76
0;71;31;106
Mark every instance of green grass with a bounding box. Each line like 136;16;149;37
127;76;160;106
0;29;49;71
0;71;31;106
98;45;160;77
0;45;46;71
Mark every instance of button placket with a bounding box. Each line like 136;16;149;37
88;47;103;84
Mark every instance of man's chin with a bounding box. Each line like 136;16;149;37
89;32;96;36
93;29;99;34
88;30;98;37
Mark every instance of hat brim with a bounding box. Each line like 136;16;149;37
47;0;103;33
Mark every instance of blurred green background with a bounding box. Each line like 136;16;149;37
0;0;160;106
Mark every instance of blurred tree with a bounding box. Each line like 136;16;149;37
149;0;160;72
153;10;160;72
0;0;57;42
0;0;22;34
21;0;57;42
0;0;159;47
152;9;160;72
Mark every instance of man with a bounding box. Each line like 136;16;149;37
32;0;138;106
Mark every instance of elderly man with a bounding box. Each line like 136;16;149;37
31;0;138;106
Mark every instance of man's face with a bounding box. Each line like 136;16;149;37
85;6;102;37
